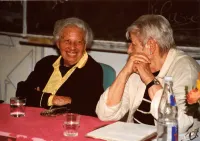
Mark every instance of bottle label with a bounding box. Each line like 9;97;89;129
170;94;176;106
168;125;178;141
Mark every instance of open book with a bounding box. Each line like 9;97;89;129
86;121;157;141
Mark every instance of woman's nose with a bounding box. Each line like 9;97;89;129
69;42;77;50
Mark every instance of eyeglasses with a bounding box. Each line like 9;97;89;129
181;128;199;141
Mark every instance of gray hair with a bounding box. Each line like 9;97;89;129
53;17;94;48
126;15;176;54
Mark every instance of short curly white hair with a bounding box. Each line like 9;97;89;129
126;15;176;54
53;17;94;48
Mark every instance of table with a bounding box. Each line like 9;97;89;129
1;104;199;141
0;104;112;141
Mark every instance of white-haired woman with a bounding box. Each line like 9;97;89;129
16;17;104;117
96;15;200;133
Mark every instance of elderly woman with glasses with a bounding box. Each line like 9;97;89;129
16;17;104;117
96;15;200;133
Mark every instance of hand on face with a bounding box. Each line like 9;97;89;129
123;53;154;84
52;96;72;106
187;89;200;104
134;61;155;84
123;52;150;75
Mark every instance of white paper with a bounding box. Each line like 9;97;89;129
86;121;157;141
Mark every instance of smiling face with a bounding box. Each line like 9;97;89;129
56;25;86;67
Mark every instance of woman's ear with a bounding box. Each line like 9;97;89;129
146;39;156;55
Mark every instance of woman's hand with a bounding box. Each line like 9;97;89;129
123;53;150;76
124;53;153;85
187;89;200;104
134;62;154;85
52;96;72;106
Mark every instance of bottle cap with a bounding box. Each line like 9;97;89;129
164;76;173;82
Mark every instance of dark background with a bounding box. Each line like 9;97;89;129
0;0;199;47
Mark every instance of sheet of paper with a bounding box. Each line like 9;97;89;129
86;121;157;141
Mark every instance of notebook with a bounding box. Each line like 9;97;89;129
86;121;157;141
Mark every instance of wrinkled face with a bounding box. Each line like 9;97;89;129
57;25;86;67
127;32;148;55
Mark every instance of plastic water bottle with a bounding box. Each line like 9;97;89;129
157;76;178;141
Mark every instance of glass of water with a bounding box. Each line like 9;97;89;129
10;97;26;117
63;113;80;137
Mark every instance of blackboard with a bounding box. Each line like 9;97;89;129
0;1;23;33
0;0;200;47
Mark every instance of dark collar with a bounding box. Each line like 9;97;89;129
60;57;75;68
60;57;65;67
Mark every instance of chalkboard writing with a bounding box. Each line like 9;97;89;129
148;0;200;46
0;0;199;47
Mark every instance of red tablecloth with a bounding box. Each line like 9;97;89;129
0;104;113;141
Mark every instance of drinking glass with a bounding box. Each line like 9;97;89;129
63;113;80;137
10;97;26;117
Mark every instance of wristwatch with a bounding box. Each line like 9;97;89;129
146;78;160;90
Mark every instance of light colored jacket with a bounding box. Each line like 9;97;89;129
96;49;200;133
